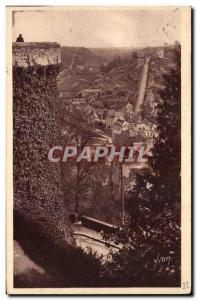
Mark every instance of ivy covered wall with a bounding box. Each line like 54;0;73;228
13;59;71;245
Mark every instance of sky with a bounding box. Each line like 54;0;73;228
12;7;181;48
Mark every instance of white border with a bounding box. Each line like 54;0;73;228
1;2;193;298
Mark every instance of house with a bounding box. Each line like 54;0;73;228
133;121;158;141
112;119;124;134
135;123;150;138
122;102;134;119
71;98;86;106
114;110;124;119
122;120;129;132
112;119;129;134
78;88;103;98
128;122;136;131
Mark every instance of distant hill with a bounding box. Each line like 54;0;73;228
61;47;106;69
90;44;179;60
58;44;179;110
90;47;132;60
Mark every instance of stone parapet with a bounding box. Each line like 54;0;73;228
12;42;61;67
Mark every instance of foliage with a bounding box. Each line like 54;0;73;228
101;47;181;287
100;56;123;73
128;47;181;217
101;205;181;287
60;108;122;222
13;65;71;246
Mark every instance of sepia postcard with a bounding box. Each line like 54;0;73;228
6;6;191;295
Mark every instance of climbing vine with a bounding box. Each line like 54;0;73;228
13;65;71;246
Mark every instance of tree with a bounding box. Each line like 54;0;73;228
60;107;123;223
127;47;181;218
101;205;181;287
101;47;181;287
60;108;96;214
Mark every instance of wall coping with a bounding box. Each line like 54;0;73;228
13;42;61;67
13;42;60;49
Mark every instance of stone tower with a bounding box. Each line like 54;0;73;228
13;42;70;245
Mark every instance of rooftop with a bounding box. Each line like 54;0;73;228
79;89;102;93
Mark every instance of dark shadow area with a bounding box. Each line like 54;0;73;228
14;210;102;288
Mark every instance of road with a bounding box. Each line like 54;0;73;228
72;225;120;258
134;55;151;113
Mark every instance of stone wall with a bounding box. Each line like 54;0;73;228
13;42;61;67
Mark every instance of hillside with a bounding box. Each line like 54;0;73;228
61;46;106;68
58;44;179;111
57;51;142;109
90;47;133;60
